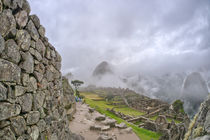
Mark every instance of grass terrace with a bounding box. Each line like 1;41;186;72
81;92;162;140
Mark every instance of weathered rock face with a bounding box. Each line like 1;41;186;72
184;94;210;140
0;1;80;140
182;72;209;117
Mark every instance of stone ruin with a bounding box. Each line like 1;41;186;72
107;107;188;140
106;108;133;120
128;115;187;140
0;0;82;140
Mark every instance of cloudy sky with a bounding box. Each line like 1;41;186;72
28;0;210;79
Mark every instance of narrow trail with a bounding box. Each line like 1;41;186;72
69;102;140;140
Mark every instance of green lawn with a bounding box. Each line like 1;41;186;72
81;92;104;100
150;115;182;123
81;92;144;117
115;107;145;117
81;92;161;140
134;121;143;125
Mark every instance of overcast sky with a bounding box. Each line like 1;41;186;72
28;0;210;79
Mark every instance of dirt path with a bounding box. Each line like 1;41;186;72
69;102;140;140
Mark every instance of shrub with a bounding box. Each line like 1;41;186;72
172;100;185;114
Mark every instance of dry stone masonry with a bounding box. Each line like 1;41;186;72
0;0;81;140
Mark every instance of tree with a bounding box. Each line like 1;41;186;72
71;80;84;97
172;100;185;114
105;93;114;101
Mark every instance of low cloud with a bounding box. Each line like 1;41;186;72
28;0;210;84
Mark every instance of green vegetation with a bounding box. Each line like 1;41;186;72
172;100;185;114
64;104;72;110
150;115;182;123
114;107;144;116
71;80;84;90
81;92;104;100
81;92;161;140
81;92;144;117
105;93;115;101
134;121;143;125
71;80;84;97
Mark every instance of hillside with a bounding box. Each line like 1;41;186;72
81;87;190;139
0;0;210;140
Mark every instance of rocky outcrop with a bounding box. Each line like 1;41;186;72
184;94;210;140
159;120;187;140
0;1;81;140
182;72;209;117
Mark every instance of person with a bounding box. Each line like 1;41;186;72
75;96;78;102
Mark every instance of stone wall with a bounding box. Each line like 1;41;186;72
0;0;80;140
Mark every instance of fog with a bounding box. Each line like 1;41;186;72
28;0;210;114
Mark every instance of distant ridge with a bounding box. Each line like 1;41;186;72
92;61;113;78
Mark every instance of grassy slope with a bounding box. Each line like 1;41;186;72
82;92;145;116
81;92;161;140
150;115;182;123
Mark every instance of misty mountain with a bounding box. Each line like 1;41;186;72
124;71;210;117
89;61;210;117
122;73;186;102
208;82;210;90
92;61;114;79
181;72;209;117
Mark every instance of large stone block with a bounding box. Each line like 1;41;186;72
0;126;16;140
15;10;28;28
0;34;5;54
2;0;23;10
0;120;10;129
0;102;21;121
34;71;43;82
29;48;42;62
16;30;31;51
10;116;27;136
37;119;46;132
2;39;21;64
26;20;39;41
15;85;26;97
17;93;33;113
26;111;40;125
20;52;34;73
21;72;29;86
22;0;31;15
30;125;39;140
0;0;2;13
38;25;45;37
33;90;45;110
0;83;7;101
27;76;37;92
35;39;45;57
0;9;16;37
30;15;40;29
0;59;21;83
